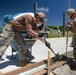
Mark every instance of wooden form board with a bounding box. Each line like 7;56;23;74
1;60;66;75
31;61;66;75
1;59;47;75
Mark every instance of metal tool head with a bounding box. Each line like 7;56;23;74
52;54;68;61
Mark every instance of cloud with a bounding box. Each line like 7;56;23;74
37;7;49;12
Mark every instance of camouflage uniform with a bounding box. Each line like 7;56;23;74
0;23;27;60
0;14;38;64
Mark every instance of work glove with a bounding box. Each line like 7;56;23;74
38;33;44;37
45;41;51;49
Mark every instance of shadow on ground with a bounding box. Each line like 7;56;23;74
0;55;19;69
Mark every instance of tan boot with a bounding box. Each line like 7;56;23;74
19;60;27;67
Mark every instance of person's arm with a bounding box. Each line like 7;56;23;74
67;21;76;33
26;23;45;37
67;21;73;31
26;23;46;42
26;23;39;36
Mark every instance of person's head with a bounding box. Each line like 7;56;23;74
66;8;76;20
34;12;45;30
34;12;45;24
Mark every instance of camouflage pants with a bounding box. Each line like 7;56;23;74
0;23;27;60
72;34;76;60
71;34;76;45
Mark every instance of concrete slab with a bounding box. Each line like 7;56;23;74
0;37;73;73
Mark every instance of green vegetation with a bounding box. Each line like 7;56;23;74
48;33;58;38
48;32;73;38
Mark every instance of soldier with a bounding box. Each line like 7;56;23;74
0;12;50;67
66;8;76;60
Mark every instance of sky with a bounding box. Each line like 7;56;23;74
0;0;76;26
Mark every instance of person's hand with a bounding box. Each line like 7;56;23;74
67;25;73;30
45;41;51;49
67;21;73;30
38;33;44;37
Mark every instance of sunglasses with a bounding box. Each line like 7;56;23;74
35;14;43;22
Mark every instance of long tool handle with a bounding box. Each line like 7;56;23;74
49;47;57;56
44;37;57;56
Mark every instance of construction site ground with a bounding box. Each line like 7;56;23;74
1;37;76;75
